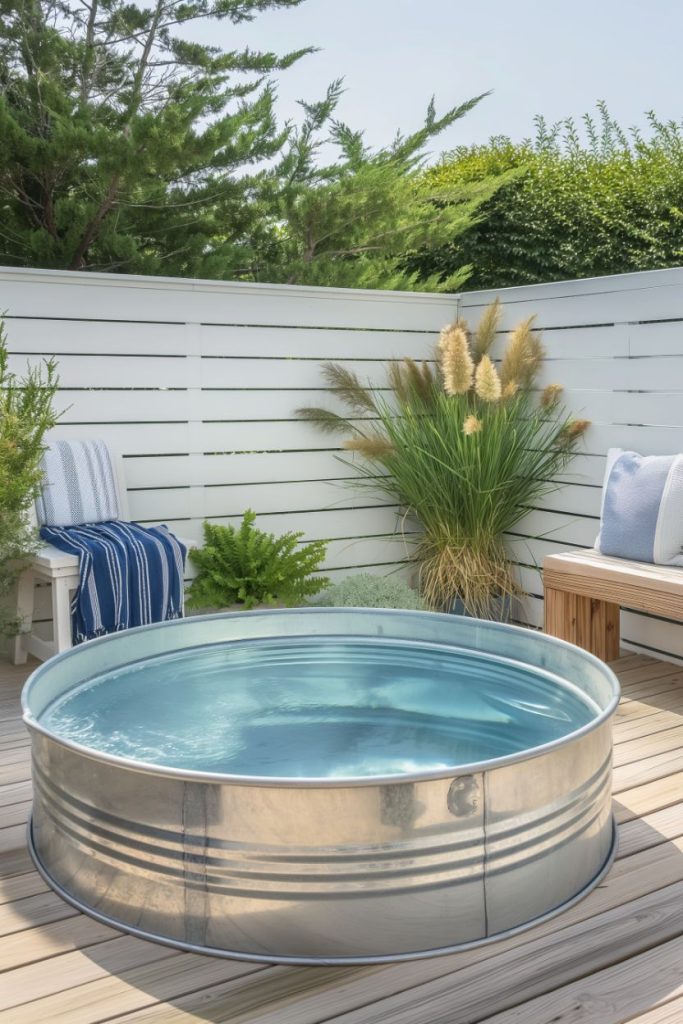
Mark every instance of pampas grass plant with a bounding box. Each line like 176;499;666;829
298;301;589;617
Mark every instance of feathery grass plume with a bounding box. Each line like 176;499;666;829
500;316;545;389
387;360;409;403
463;414;482;435
403;357;434;403
343;436;395;457
558;419;590;446
421;360;435;392
473;298;501;361
502;380;519;399
441;326;474;395
525;333;544;384
296;407;351;434
541;383;564;409
474;354;502;402
438;323;454;351
321;363;377;415
439;318;471;351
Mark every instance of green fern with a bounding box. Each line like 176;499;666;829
187;510;329;611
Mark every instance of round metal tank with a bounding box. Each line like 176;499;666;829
22;609;619;965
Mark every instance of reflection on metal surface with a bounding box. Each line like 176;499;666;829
23;608;619;963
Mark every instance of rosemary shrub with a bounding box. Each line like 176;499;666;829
299;300;589;617
0;318;59;637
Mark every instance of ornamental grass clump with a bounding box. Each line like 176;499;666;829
298;298;589;617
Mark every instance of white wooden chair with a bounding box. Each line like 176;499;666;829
12;450;190;665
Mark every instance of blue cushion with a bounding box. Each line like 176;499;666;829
596;448;683;566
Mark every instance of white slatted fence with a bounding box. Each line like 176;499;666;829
460;266;683;663
4;264;683;664
0;267;458;631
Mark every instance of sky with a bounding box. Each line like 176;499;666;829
192;0;683;158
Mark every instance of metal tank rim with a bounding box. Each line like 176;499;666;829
26;815;619;966
20;607;621;788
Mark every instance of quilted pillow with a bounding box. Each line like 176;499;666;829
595;448;683;566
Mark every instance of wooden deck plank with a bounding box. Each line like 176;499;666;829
0;651;682;1024
0;915;120;972
614;773;683;824
625;996;683;1022
0;889;79;937
296;882;683;1024
613;724;683;767
0;938;181;1013
67;880;683;1024
7;957;264;1024
472;935;683;1024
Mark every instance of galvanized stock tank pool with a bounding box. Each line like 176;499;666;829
22;609;619;964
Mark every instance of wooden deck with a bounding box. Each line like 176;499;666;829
3;654;683;1023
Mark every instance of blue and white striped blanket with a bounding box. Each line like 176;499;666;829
40;521;187;644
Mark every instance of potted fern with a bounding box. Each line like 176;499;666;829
187;510;330;612
298;300;589;618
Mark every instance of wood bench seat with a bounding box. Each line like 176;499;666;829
543;549;683;661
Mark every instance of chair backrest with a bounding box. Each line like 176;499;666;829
33;441;130;528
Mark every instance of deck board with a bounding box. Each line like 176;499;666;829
2;652;683;1023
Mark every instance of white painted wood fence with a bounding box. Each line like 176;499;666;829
460;266;683;663
0;267;457;634
3;264;683;662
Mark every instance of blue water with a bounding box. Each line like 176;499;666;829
40;637;598;778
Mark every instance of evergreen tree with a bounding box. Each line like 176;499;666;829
250;81;500;291
0;0;311;274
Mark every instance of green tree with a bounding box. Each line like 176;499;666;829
250;81;502;290
0;0;311;275
0;317;59;637
409;104;683;289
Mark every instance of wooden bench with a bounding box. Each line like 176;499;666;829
543;549;683;661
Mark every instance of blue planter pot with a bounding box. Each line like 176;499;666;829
450;594;513;622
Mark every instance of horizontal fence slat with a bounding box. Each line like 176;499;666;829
509;508;599;550
8;353;193;389
178;507;409;546
0;268;459;331
460;270;683;327
489;325;630;361
3;317;191;356
199;325;439;360
123;451;362;489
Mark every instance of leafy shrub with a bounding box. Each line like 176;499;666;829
187;510;329;611
0;318;59;636
409;105;683;289
313;573;426;610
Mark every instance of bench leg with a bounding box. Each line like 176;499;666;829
52;576;75;655
544;587;620;662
